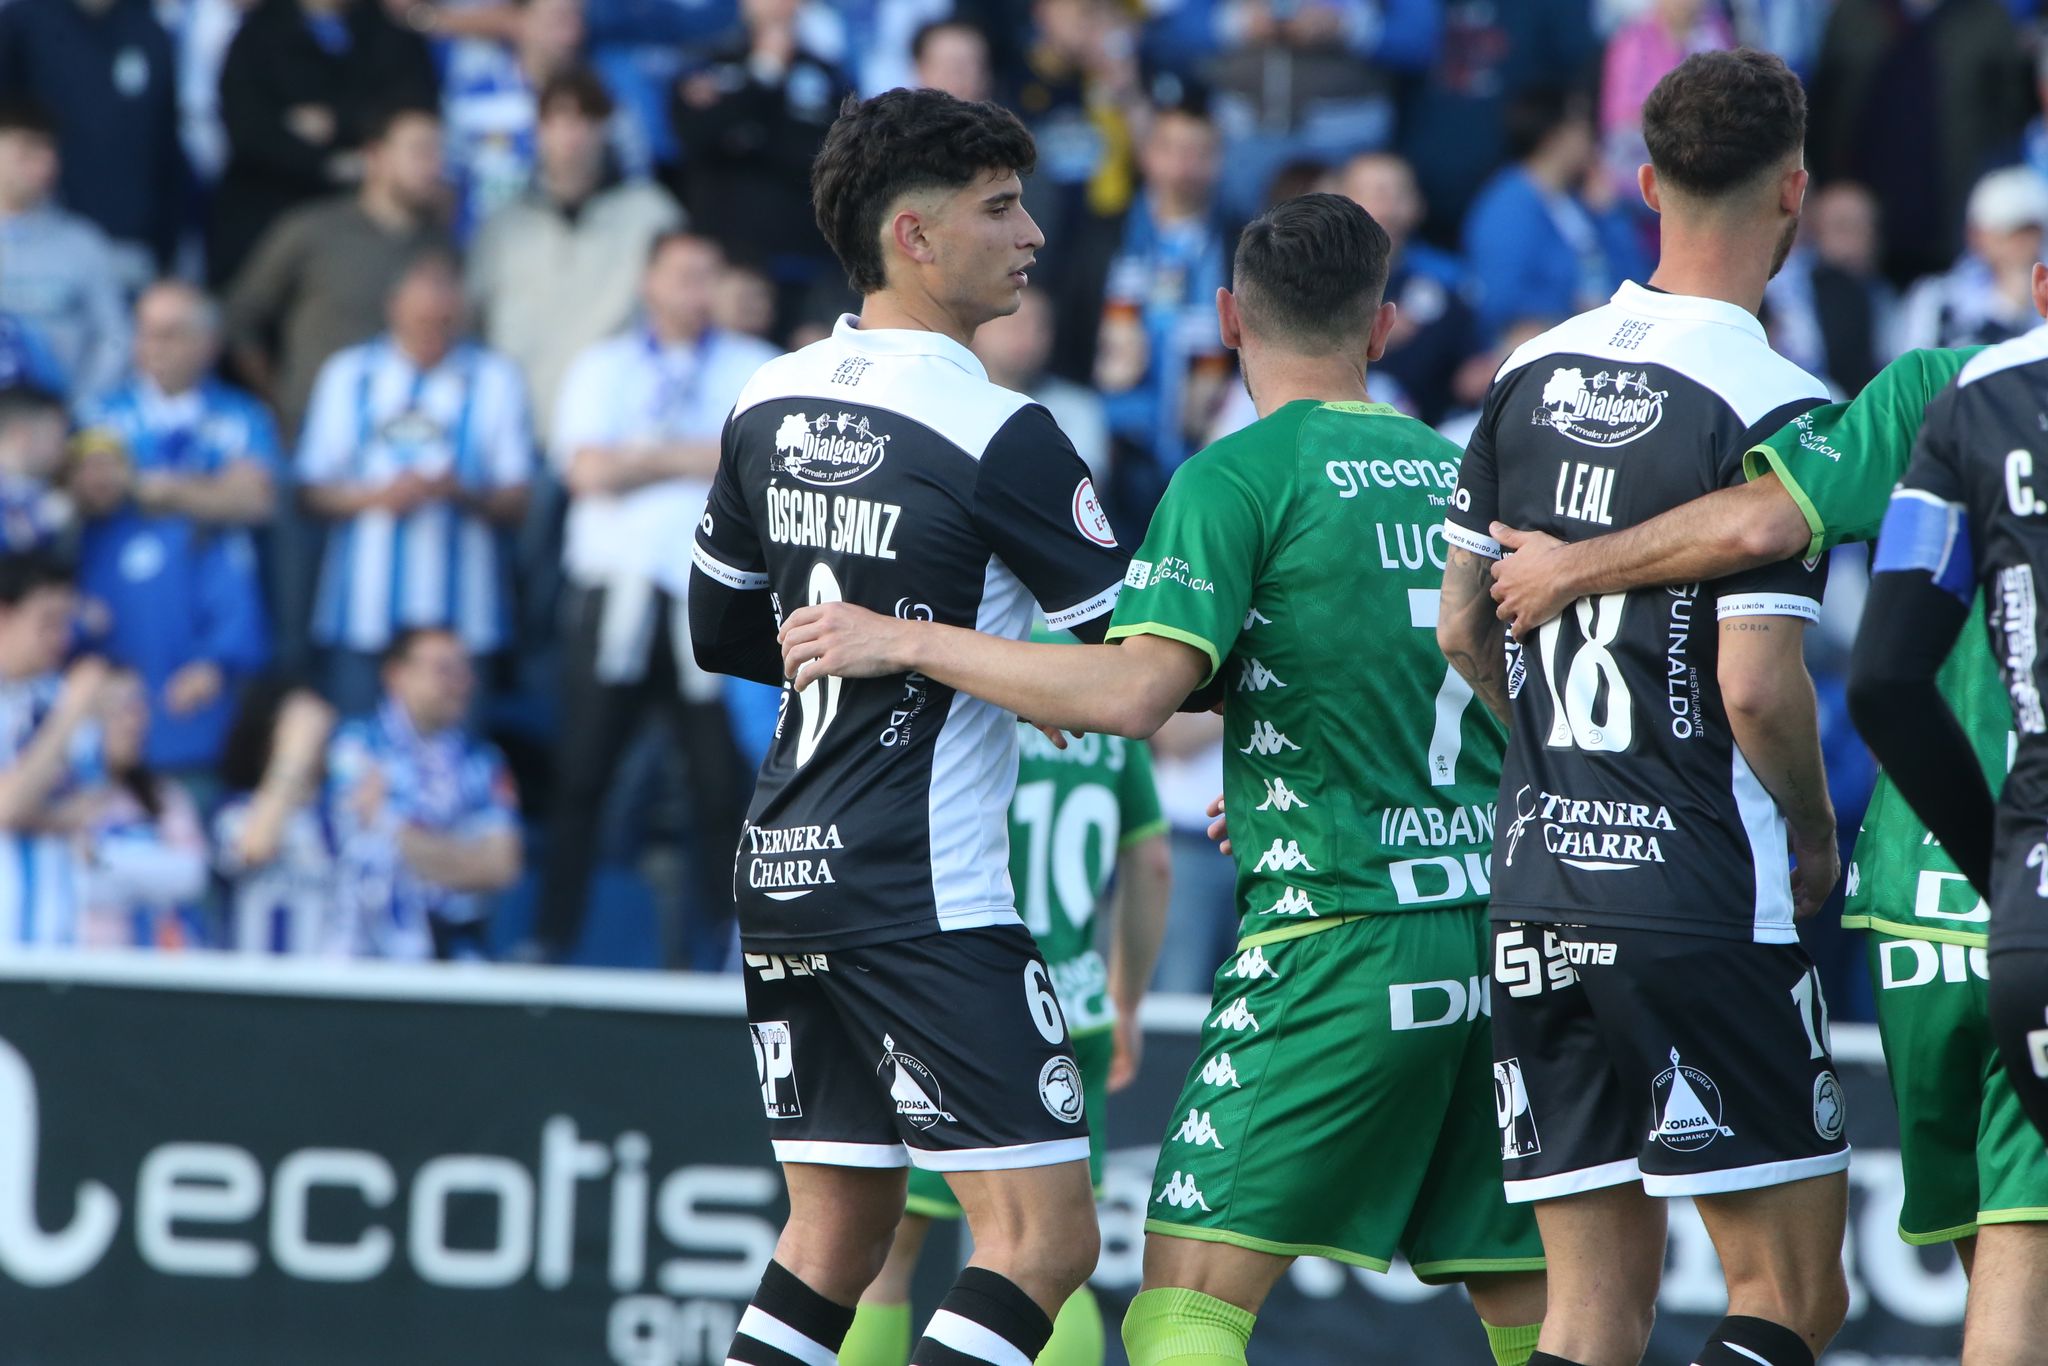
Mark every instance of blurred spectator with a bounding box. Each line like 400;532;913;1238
1811;0;2031;284
1764;180;1896;397
1096;97;1232;523
0;388;77;555
0;0;185;278
1145;709;1233;994
224;103;451;439
1336;150;1483;425
170;0;249;187
669;0;850;335
0;312;67;396
1599;0;1733;144
209;0;437;287
535;231;771;964
73;667;208;948
911;16;992;102
1400;0;1600;238
214;682;344;955
80;282;279;528
298;255;533;715
68;429;267;776
471;68;680;433
711;261;777;341
1462;85;1644;342
442;0;610;243
0;555;101;947
974;286;1109;479
326;627;521;961
2018;43;2048;185
0;104;131;402
1898;166;2048;351
1011;0;1144;379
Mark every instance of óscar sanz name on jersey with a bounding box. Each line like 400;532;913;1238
765;487;902;561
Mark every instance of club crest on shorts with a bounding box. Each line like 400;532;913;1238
877;1034;955;1129
1493;1058;1541;1159
1039;1056;1084;1124
1650;1047;1735;1151
749;1021;801;1119
1812;1070;1846;1141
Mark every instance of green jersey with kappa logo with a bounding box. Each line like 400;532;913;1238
1106;399;1505;943
1743;346;2009;946
1008;720;1165;1032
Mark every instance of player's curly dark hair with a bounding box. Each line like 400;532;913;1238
1643;48;1806;198
1233;192;1391;350
811;88;1037;296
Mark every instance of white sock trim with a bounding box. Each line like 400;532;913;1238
923;1308;1035;1366
732;1305;836;1366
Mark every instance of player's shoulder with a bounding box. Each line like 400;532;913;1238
1956;324;2048;391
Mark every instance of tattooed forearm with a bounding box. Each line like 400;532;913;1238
1437;548;1513;728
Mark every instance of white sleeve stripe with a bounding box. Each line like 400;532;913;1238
690;542;769;591
1043;580;1122;630
1442;520;1502;560
1715;593;1820;624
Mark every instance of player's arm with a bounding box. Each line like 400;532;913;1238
688;416;786;687
1436;546;1511;726
1489;474;1811;640
1107;828;1170;1091
1715;549;1838;917
1847;406;1994;897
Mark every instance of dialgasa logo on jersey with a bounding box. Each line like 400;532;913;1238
1533;367;1667;448
771;411;891;486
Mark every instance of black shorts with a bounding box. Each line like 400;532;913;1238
741;923;1092;1171
1490;922;1851;1202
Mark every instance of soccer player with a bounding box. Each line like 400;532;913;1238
687;89;1132;1366
1847;277;2048;1365
841;662;1172;1366
778;191;1549;1366
1436;50;1849;1366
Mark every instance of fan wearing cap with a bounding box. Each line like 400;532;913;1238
1898;166;2048;352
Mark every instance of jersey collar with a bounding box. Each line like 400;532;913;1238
831;314;988;381
1611;279;1764;341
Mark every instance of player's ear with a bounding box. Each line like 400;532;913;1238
2032;261;2048;321
1781;164;1809;217
1365;300;1397;364
890;206;936;269
1216;287;1242;350
1637;162;1660;215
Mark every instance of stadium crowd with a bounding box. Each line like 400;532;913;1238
0;0;2042;999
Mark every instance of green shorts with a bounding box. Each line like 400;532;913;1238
1145;910;1543;1280
1869;931;2048;1243
904;1026;1112;1219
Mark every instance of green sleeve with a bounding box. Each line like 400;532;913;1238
1740;348;1978;558
1114;738;1167;848
1105;457;1264;684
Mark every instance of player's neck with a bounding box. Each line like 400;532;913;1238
1243;354;1369;419
856;289;977;350
1645;230;1775;318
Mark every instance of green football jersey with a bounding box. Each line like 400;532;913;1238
1008;722;1166;1032
1739;345;2006;946
1106;400;1506;945
1742;347;1985;559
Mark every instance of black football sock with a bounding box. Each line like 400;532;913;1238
909;1266;1055;1365
725;1259;856;1365
1691;1315;1815;1366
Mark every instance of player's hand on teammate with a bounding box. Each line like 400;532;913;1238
779;602;908;690
1487;523;1575;639
1789;824;1841;919
1205;793;1231;857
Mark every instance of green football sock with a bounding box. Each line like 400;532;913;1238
839;1300;912;1366
1036;1283;1104;1366
1482;1319;1543;1366
1120;1287;1256;1366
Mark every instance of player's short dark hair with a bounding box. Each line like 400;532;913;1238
380;626;460;672
0;100;55;141
362;99;440;146
1232;192;1390;351
538;66;615;122
0;549;71;607
811;88;1037;295
1503;85;1587;163
1643;48;1806;198
910;17;984;65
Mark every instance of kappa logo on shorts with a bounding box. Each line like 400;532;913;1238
1493;1059;1541;1159
749;1021;802;1119
1223;947;1279;981
1649;1048;1735;1151
1813;1071;1846;1141
877;1034;956;1129
1211;999;1261;1033
1173;1108;1225;1149
1200;1053;1243;1089
1156;1171;1212;1211
1038;1057;1083;1124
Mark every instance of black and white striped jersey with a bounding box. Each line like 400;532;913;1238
1445;281;1828;943
691;315;1128;951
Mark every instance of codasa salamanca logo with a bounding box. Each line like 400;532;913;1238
1534;367;1667;448
1649;1047;1734;1151
772;412;890;486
